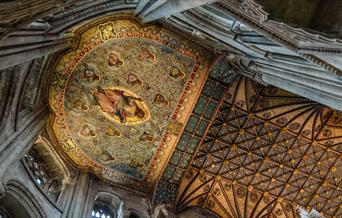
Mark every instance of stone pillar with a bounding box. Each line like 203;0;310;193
136;0;218;23
64;172;95;218
0;60;50;164
0;107;48;181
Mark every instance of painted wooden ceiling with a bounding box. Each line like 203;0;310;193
48;16;213;192
164;76;342;218
47;15;342;217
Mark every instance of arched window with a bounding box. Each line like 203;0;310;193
23;141;64;202
91;192;123;218
91;204;114;218
24;153;48;187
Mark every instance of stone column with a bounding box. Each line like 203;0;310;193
0;107;48;181
64;172;95;218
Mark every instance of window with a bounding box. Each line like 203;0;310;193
23;143;64;202
91;192;123;218
24;154;48;188
91;205;114;218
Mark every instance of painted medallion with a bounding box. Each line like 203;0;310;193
49;18;212;191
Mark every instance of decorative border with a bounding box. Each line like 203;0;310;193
48;17;212;192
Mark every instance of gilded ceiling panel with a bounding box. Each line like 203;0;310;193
49;18;212;192
175;76;342;217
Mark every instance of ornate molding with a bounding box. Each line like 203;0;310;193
240;0;268;23
215;0;342;75
301;53;341;76
217;0;342;50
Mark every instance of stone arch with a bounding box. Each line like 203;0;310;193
123;197;150;218
93;184;152;218
92;191;124;218
127;209;142;218
0;179;46;218
23;135;71;204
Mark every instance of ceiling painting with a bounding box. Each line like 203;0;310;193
49;18;212;191
164;76;342;217
154;57;237;204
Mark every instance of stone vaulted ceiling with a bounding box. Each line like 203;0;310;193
171;76;342;217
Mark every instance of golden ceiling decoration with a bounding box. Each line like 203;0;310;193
48;16;213;192
176;76;342;217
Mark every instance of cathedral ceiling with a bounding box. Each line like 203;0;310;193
172;76;342;217
48;16;213;192
45;8;342;216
